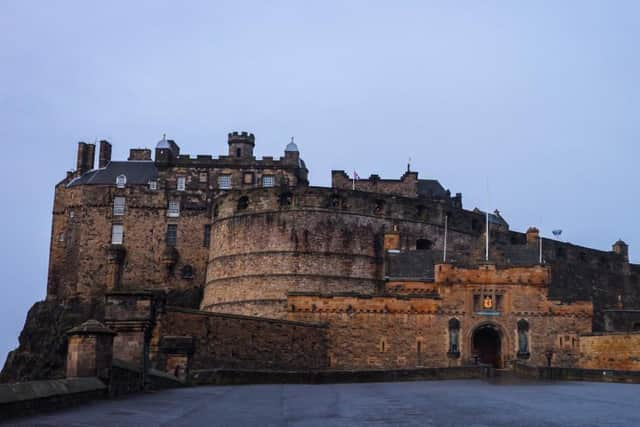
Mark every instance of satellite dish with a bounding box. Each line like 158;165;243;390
552;230;562;238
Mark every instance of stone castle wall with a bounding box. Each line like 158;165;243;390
202;186;483;317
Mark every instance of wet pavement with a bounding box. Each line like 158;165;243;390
5;379;640;426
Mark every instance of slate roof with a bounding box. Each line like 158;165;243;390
417;179;448;198
67;161;158;187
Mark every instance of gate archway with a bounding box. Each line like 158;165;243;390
471;323;503;368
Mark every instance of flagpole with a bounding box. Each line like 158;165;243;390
485;178;489;262
485;210;489;261
443;215;448;263
539;233;543;264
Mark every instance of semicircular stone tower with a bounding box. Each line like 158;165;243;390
201;186;481;318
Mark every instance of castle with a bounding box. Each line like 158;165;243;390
3;131;640;383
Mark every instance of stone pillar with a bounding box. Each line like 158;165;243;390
105;292;156;371
66;320;115;381
613;240;629;262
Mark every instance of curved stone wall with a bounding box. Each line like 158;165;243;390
202;187;482;317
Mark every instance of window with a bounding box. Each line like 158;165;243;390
181;265;194;279
262;175;275;188
199;172;208;183
236;148;242;157
166;224;177;247
203;224;211;248
448;318;461;356
167;199;180;217
177;176;186;191
116;174;126;188
113;197;125;216
237;196;249;211
218;175;231;190
416;239;433;250
148;180;158;191
111;224;124;245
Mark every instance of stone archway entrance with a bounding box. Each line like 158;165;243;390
472;324;502;368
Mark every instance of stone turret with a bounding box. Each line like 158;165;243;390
613;239;629;262
228;131;255;159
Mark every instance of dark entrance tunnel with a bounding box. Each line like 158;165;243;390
472;325;502;368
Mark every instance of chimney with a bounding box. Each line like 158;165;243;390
99;140;112;168
128;148;152;161
86;143;96;171
526;227;539;245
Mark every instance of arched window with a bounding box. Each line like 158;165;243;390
116;174;127;188
279;192;293;207
416;239;433;250
517;319;530;359
448;318;460;357
181;265;194;279
236;148;242;157
237;196;249;211
374;200;385;215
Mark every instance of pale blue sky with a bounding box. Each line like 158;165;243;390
1;1;639;362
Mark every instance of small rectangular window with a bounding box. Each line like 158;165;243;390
111;224;124;245
113;197;125;216
199;172;208;183
218;175;231;190
148;180;157;190
166;224;177;247
203;224;211;248
167;199;180;217
262;175;275;188
177;176;186;191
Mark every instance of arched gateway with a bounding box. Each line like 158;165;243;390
471;324;503;368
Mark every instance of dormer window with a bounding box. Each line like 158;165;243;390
116;175;127;188
177;176;186;191
167;199;180;217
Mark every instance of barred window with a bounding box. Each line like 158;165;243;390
167;199;180;217
111;224;124;245
113;197;125;216
203;224;211;248
116;174;126;188
218;175;231;190
166;224;177;247
262;175;275;188
148;180;158;191
177;176;186;191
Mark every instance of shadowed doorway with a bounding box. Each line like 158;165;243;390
472;325;502;368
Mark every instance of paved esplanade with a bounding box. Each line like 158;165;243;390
6;380;640;426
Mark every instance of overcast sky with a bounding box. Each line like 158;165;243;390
1;1;639;362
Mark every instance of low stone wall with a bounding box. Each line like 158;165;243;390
514;363;640;384
190;366;492;386
0;377;107;419
150;307;328;373
578;333;640;370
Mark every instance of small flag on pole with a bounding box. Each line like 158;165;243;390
352;171;360;190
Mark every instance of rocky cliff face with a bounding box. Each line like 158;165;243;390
1;288;203;383
1;298;103;383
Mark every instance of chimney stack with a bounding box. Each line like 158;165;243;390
99;140;112;168
76;142;95;174
526;227;539;245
